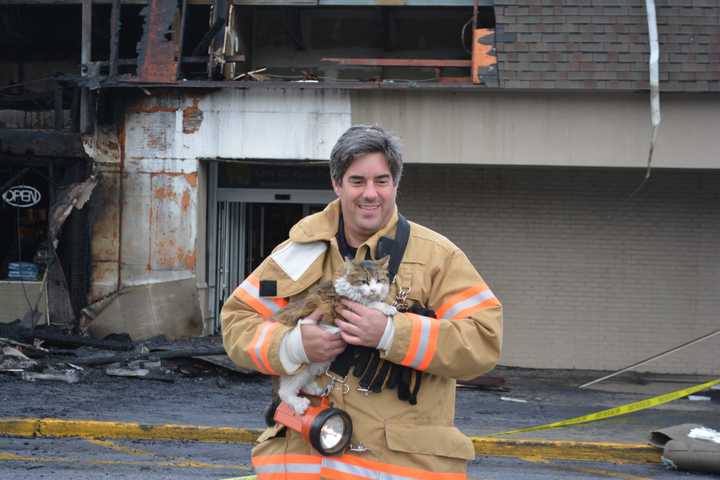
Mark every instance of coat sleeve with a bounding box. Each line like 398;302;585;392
221;261;294;376
382;248;503;380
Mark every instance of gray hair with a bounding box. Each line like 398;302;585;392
329;125;403;186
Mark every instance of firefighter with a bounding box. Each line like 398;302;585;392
222;125;503;479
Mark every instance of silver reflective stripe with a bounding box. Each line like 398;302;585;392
255;463;321;474
240;278;283;314
409;316;431;369
322;458;414;480
443;289;495;320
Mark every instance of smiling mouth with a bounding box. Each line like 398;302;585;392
358;204;380;210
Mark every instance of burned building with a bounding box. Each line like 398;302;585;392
1;0;718;374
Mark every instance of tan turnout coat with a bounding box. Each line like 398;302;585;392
221;200;503;480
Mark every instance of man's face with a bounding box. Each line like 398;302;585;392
333;152;398;247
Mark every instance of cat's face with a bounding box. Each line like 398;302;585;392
342;257;391;301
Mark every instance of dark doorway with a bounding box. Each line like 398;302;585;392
244;202;324;273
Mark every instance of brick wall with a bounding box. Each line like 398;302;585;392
398;165;720;374
494;0;720;91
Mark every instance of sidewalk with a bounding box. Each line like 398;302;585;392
0;359;717;465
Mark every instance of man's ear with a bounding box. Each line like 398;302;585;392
332;179;342;197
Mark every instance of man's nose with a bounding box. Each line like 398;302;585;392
362;181;378;199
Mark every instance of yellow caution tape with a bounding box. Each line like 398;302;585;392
491;377;720;436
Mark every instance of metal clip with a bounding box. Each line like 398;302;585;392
349;443;370;453
325;371;348;384
320;382;334;398
324;371;350;395
356;386;371;396
393;287;410;312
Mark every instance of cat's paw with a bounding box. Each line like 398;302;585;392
301;381;324;396
287;396;311;415
379;304;397;316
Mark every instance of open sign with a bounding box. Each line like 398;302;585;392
2;185;42;208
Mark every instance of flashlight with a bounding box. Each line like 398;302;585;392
273;396;353;456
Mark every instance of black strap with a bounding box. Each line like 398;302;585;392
386;363;402;390
375;214;410;284
408;371;422;405
358;350;381;390
397;366;412;402
369;359;392;393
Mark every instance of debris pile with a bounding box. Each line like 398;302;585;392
0;321;250;385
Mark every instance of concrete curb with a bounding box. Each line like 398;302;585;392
0;417;662;465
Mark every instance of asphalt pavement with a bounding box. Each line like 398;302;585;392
1;360;718;479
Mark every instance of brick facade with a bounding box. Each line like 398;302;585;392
398;164;720;374
494;0;720;91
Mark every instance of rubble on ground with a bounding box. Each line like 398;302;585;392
0;321;253;385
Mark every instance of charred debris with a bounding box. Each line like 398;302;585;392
0;322;250;385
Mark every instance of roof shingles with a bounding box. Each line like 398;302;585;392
494;0;720;91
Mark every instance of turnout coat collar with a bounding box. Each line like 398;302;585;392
289;199;400;260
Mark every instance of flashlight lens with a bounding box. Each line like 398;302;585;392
309;408;352;455
319;415;345;449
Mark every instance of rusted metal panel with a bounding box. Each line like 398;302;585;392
472;28;497;86
149;173;197;272
89;170;121;303
119;171;152;283
91;88;349;311
136;0;182;83
124;110;176;159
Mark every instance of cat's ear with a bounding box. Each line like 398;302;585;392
343;257;354;273
378;255;390;269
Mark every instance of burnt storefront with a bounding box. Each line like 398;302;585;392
0;129;96;328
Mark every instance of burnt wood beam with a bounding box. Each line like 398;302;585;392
80;0;92;133
54;82;64;130
109;0;122;78
175;0;188;78
0;129;87;158
322;58;472;67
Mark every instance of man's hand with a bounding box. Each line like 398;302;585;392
301;308;346;362
335;298;389;347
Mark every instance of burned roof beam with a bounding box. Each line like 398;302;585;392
109;0;122;77
322;58;471;67
0;129;87;158
2;0;492;5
